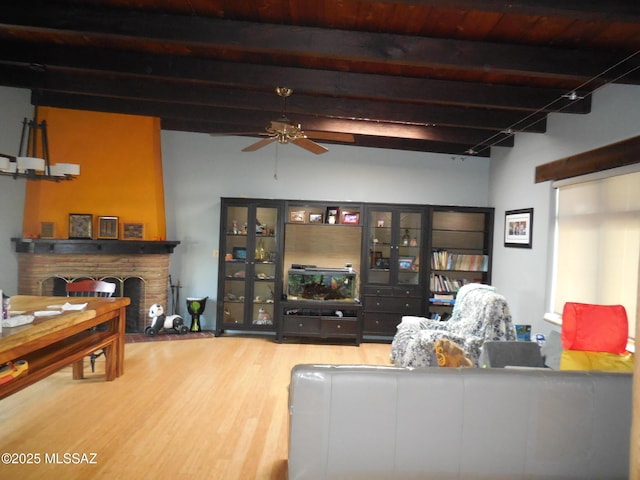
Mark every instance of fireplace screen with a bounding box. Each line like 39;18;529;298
48;277;147;333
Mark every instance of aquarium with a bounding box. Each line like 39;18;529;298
287;267;357;302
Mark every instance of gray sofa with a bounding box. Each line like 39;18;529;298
288;364;632;480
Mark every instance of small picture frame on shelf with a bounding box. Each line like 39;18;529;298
504;208;533;248
289;210;306;223
341;211;360;224
68;213;93;239
97;216;119;239
40;222;55;239
376;257;390;269
232;247;247;260
398;256;415;271
122;222;144;240
326;207;340;224
309;213;324;223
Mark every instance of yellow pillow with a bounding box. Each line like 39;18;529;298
559;349;634;372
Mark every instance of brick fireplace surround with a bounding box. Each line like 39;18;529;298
12;239;180;332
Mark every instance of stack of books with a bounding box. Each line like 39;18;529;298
431;250;488;272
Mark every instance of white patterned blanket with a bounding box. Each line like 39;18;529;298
391;284;516;367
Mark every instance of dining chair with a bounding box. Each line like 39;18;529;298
66;279;117;372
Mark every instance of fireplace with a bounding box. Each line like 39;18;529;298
12;238;179;333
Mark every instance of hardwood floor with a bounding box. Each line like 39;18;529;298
0;336;392;479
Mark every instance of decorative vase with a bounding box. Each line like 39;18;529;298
186;296;208;332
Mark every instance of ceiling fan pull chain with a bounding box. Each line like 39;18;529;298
273;143;279;181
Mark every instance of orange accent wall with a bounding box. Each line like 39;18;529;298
22;108;166;240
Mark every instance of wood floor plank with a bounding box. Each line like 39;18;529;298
0;336;391;479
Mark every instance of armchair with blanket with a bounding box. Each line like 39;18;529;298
391;283;516;367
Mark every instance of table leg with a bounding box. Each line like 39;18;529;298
116;306;126;377
72;360;84;380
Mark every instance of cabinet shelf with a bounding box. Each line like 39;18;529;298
432;268;488;273
433;229;484;233
428;209;493;320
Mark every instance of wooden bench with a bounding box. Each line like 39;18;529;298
0;295;130;399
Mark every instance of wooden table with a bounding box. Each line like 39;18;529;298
0;295;130;399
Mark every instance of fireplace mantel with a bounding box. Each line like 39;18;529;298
12;238;180;332
11;238;180;255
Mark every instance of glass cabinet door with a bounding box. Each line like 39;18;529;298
251;206;279;327
366;207;422;286
221;204;249;326
367;209;393;285
220;202;279;331
397;211;422;285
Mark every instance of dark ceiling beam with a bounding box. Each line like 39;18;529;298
535;135;640;183
0;64;547;133
362;0;640;23
0;42;591;114
35;90;512;148
39;91;513;150
162;118;491;158
1;3;637;84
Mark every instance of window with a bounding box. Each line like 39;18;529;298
551;168;640;341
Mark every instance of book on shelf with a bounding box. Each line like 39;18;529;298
430;273;471;293
431;250;488;272
429;297;456;305
433;293;454;300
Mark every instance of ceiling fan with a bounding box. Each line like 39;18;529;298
242;87;354;155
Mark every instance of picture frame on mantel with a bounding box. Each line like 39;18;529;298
122;222;144;240
98;216;119;239
40;222;55;239
68;213;93;239
504;208;533;248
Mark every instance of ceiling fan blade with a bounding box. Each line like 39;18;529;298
291;137;329;155
242;136;277;152
305;131;355;143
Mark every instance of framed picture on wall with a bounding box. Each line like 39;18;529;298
98;216;119;239
504;208;533;248
122;222;144;240
68;213;93;239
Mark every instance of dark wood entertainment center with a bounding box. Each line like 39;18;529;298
215;198;493;343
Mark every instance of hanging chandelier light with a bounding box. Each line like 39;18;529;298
0;106;80;181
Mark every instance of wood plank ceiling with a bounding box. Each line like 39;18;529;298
1;1;639;157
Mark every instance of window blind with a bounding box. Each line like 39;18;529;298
554;170;640;339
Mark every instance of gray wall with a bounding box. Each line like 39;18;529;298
489;84;640;336
0;87;29;295
161;133;491;328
